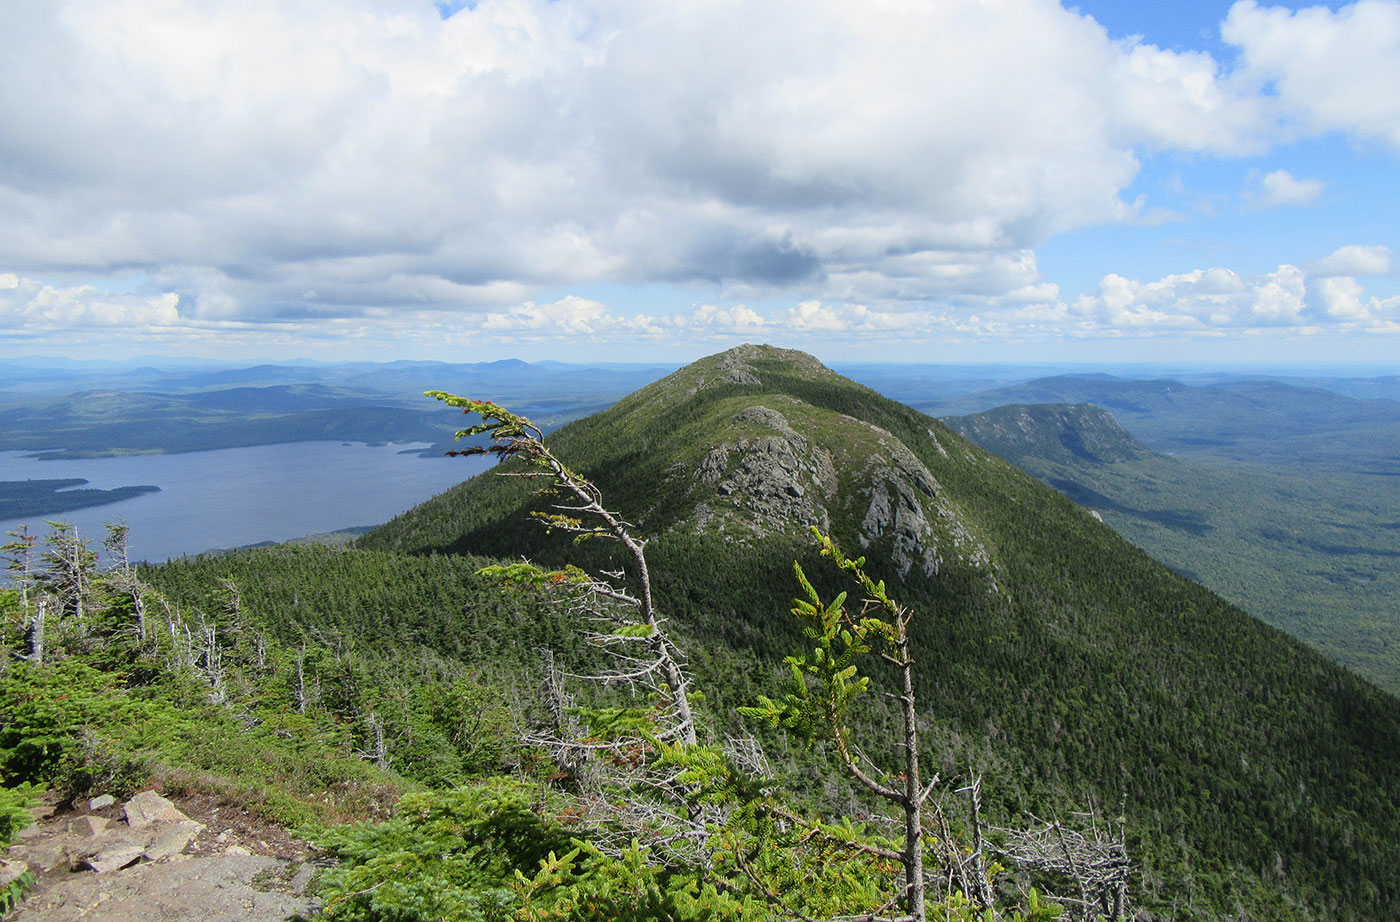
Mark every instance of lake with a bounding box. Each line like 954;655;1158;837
0;442;491;565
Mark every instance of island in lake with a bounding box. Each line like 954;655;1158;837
0;478;160;521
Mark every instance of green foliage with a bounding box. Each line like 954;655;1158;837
314;780;761;922
0;782;39;849
741;541;899;743
0;867;35;919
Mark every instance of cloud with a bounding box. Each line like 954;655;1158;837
0;0;1396;354
0;275;182;330
1068;253;1398;332
1224;0;1400;150
4;240;1399;359
1309;244;1393;277
0;0;1304;327
1255;169;1325;206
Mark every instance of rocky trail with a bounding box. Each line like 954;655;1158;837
2;790;321;921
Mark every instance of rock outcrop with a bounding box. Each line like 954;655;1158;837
694;406;836;532
5;790;317;922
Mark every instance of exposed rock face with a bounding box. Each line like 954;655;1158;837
716;349;761;385
858;440;944;578
855;431;992;579
695;406;836;532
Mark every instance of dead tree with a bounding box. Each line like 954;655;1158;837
39;521;98;622
992;810;1132;921
103;522;149;642
3;526;38;614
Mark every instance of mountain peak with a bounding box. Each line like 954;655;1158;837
624;344;838;411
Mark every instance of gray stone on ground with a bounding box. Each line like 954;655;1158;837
0;857;30;889
8;854;317;922
88;794;116;810
68;815;109;838
143;820;204;861
79;843;145;875
123;790;187;828
5;790;312;922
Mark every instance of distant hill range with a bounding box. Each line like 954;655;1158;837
945;401;1400;697
913;374;1400;473
0;360;676;460
361;344;1400;922
942;402;1152;466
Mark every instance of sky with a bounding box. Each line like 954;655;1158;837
1;0;1398;365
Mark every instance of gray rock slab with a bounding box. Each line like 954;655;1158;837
289;860;316;896
79;843;145;874
123;791;187;828
14;837;72;870
8;854;318;922
143;819;204;861
67;815;109;838
88;794;116;810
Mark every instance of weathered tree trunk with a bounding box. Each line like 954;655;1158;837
30;597;46;664
295;642;308;714
896;613;927;922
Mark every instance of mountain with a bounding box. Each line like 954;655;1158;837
914;374;1400;473
942;403;1151;466
363;344;1400;922
946;402;1400;697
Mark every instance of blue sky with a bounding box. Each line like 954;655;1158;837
1;0;1398;365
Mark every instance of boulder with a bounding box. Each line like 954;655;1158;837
79;843;144;875
123;791;187;828
143;820;204;861
68;815;109;838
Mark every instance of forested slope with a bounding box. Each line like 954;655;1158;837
361;344;1400;921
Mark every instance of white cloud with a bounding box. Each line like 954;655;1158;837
1224;0;1400;150
1068;252;1398;333
1256;169;1325;206
1249;265;1308;324
0;275;182;330
1309;244;1393;277
0;0;1302;329
1308;275;1370;320
5;243;1399;359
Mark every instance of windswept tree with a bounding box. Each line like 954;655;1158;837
2;526;41;662
103;522;149;642
741;532;944;921
428;393;720;865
